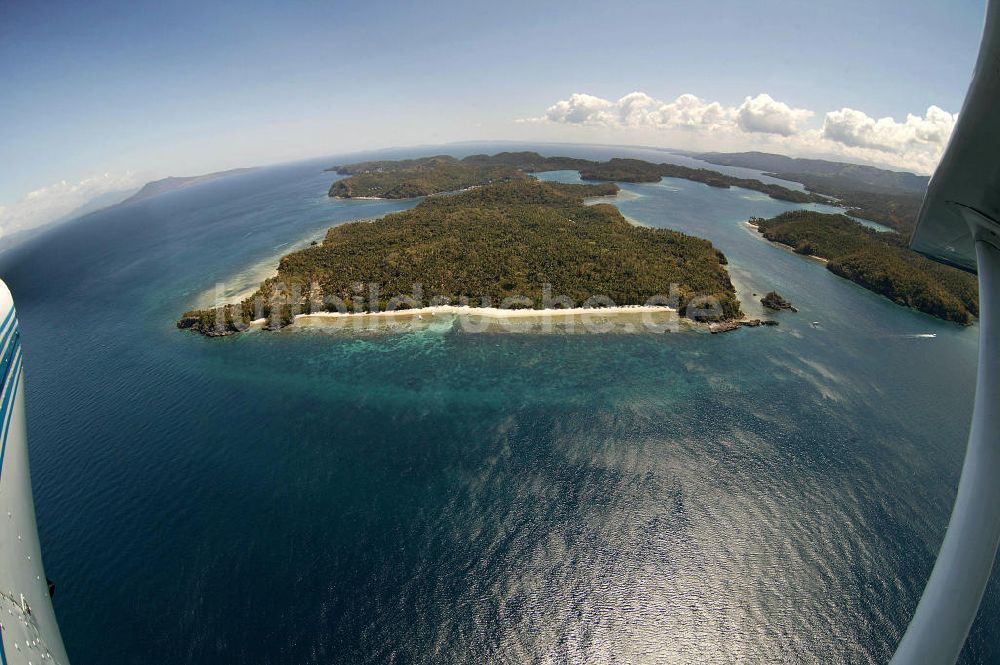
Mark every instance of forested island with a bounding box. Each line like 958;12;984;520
327;152;827;204
697;151;927;232
179;180;742;336
751;210;978;324
326;155;525;198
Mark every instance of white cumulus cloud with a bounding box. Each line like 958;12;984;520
542;93;618;125
737;93;813;136
532;91;808;136
523;90;957;173
651;93;735;130
822;105;956;153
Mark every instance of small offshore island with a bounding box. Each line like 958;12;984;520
179;178;744;336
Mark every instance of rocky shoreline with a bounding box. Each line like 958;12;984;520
761;291;798;312
708;318;779;334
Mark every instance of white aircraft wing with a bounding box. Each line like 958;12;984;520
0;280;71;664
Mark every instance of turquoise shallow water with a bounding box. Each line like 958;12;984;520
0;144;995;664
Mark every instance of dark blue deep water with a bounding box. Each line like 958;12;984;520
0;144;995;664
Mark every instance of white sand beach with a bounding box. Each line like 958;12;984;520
294;303;675;321
242;304;685;334
744;220;829;264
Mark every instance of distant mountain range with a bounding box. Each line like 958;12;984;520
694;151;929;194
117;167;257;207
0;167;257;253
692;151;929;231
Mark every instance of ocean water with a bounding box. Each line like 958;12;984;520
0;145;995;664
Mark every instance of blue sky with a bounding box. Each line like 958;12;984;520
0;0;988;233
